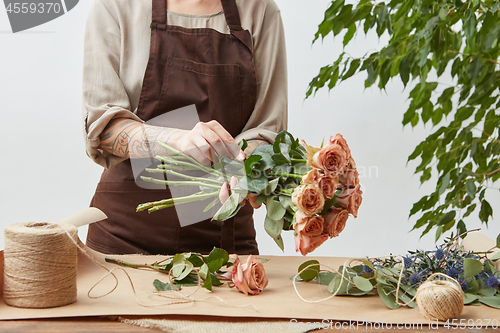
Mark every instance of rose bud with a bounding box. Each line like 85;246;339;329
294;211;324;237
292;184;325;216
339;169;359;189
323;207;349;238
231;255;269;295
335;186;363;218
294;233;329;256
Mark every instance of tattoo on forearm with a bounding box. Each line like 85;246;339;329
99;119;182;159
245;140;269;155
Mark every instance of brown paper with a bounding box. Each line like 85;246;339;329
1;232;499;322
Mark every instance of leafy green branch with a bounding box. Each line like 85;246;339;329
307;0;500;242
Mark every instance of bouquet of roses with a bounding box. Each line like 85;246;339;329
137;130;362;255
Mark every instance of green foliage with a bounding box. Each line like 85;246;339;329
107;248;235;292
308;0;500;241
294;234;500;309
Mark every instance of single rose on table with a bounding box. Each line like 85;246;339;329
231;254;269;295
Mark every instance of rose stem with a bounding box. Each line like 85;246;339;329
105;257;169;273
136;191;213;212
279;189;292;195
144;192;220;213
155;155;223;177
269;172;303;179
140;177;222;189
291;158;307;163
145;168;223;185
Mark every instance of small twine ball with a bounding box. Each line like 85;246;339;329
416;277;464;321
3;222;78;308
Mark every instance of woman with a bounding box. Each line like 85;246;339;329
82;0;287;255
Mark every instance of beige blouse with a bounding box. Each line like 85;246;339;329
82;0;288;168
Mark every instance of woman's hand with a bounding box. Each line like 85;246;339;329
172;120;245;165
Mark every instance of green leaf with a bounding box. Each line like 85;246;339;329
491;251;500;261
497;234;500;249
244;155;262;175
213;192;241;222
438;172;451;196
463;258;483;279
298;260;320;281
378;285;400;309
239;139;248;151
342;59;360;80
468;57;482;83
328;271;353;295
239;175;269;193
343;24;356;47
266;196;286;221
207;258;224;273
478;296;500;309
316;272;336;285
353;276;373;292
203;197;220;213
153;279;178;291
207;247;229;265
262;178;279;196
465;180;476;198
399;57;410;86
463;293;479;304
438;211;456;225
479;200;493;224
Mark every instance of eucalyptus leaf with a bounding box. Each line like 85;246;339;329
298;260;320;281
153;279;179;291
463;258;483;279
352;276;373;292
266;196;286;221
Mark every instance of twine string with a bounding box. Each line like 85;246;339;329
56;224;258;310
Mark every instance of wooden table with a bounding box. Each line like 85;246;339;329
2;316;499;332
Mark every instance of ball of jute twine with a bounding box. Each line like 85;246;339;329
415;273;464;321
3;222;78;308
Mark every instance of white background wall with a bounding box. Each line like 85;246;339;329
1;0;498;257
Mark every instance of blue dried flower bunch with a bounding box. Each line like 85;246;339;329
296;233;500;309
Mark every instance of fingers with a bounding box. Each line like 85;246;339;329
201;121;245;161
219;182;230;204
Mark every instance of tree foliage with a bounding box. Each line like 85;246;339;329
307;0;500;242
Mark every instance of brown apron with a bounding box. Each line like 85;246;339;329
87;0;258;255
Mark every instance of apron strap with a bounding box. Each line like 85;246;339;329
221;0;242;31
151;0;167;29
221;0;253;53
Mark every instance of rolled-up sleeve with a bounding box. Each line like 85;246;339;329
82;0;143;169
235;6;288;144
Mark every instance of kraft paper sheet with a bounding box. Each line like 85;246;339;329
0;233;499;323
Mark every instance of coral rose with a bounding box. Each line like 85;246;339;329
329;134;351;162
294;211;324;237
312;143;348;177
324;207;349;238
292;184;325;216
339;169;359;189
335;186;363;218
231;255;269;295
294;233;329;256
302;169;338;199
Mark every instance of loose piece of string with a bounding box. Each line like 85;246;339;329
57;223;258;311
292;256;402;304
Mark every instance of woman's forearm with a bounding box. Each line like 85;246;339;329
99;118;183;159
